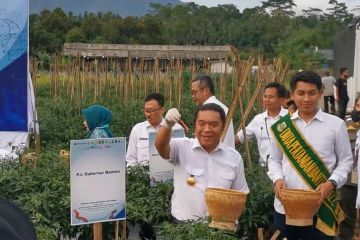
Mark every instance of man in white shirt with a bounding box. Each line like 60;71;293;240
235;82;288;167
126;93;181;167
191;75;235;148
155;103;249;222
321;71;336;114
268;71;353;239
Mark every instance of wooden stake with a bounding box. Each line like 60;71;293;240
121;220;127;240
93;223;103;240
114;221;119;240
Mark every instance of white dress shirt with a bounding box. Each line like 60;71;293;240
168;137;249;221
268;108;353;214
236;108;288;166
204;96;235;149
355;130;360;208
321;76;336;97
126;118;182;167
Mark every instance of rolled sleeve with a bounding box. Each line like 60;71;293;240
169;138;180;165
267;139;284;184
126;128;138;167
232;154;250;193
223;120;235;149
329;122;353;188
236;119;256;144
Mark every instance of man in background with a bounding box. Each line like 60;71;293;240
191;75;235;148
281;89;291;109
321;71;336;114
334;67;350;119
126;92;182;167
235;82;288;167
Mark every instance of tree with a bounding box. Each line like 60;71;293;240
138;15;164;44
66;27;86;43
101;18;124;43
261;0;297;16
80;13;102;41
326;0;353;23
119;17;141;43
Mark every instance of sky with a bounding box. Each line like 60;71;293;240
181;0;360;15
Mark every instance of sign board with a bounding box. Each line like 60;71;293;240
70;138;126;226
0;0;28;131
149;128;185;185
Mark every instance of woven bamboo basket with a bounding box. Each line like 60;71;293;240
281;189;321;226
205;188;247;231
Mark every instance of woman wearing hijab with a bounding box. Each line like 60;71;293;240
82;104;113;139
82;104;113;238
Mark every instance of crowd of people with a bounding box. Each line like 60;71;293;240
81;68;359;240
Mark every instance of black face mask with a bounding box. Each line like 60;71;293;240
351;111;360;122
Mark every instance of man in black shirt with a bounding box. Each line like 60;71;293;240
334;67;350;120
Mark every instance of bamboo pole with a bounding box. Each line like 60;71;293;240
270;230;281;240
124;58;130;104
237;58;268;131
221;47;253;143
238;92;252;169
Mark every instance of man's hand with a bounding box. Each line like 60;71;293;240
164;108;181;129
315;181;335;206
274;179;284;200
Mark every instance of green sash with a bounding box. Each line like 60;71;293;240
271;114;343;236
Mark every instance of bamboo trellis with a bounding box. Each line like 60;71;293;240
31;47;289;169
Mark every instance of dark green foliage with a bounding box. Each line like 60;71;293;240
29;2;353;69
157;221;239;239
0;149;74;239
0;149;274;239
238;167;275;239
126;166;173;226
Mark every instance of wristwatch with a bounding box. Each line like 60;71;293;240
329;179;337;189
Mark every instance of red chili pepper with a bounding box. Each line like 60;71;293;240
179;119;189;133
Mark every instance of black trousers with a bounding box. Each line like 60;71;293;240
273;211;334;240
338;185;357;240
323;96;336;114
338;98;349;120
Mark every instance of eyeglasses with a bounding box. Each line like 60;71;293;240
144;106;162;114
191;87;206;96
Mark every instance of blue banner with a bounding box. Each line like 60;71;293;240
0;1;28;131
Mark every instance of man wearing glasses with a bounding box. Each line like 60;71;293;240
191;75;235;148
126;93;182;167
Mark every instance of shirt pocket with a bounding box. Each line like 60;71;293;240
208;171;235;189
184;164;205;187
137;140;149;164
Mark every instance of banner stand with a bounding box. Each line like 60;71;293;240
122;220;127;240
93;223;102;240
115;221;119;239
114;220;127;240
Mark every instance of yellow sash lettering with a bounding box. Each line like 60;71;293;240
279;127;326;186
